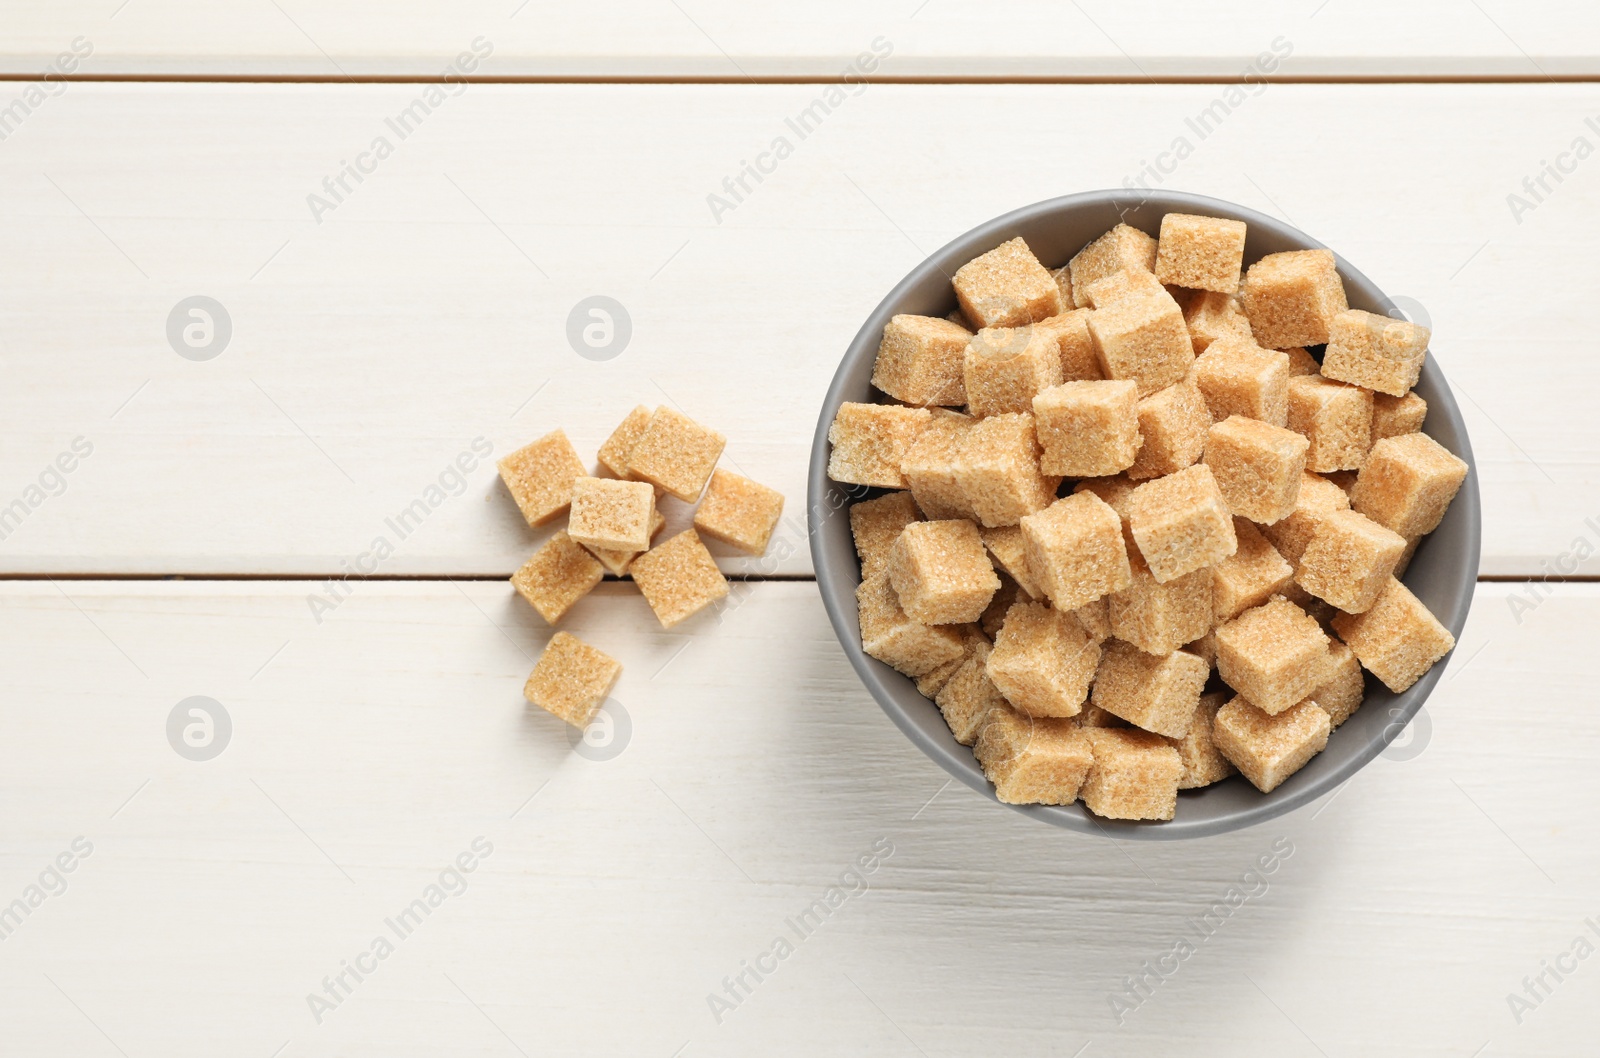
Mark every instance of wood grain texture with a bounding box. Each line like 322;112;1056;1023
0;1;1596;78
0;578;1593;1056
0;82;1593;577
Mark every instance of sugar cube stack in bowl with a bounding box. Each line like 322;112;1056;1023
809;191;1480;839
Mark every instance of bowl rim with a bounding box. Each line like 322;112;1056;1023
807;188;1482;840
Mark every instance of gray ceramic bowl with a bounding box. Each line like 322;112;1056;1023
808;189;1480;840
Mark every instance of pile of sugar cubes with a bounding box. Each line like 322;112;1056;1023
499;406;785;730
827;215;1467;821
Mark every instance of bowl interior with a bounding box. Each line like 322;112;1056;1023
808;189;1481;840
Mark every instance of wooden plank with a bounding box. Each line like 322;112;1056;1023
0;578;1591;1055
1;1;1598;79
0;82;1592;575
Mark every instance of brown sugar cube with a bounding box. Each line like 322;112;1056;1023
856;573;966;677
827;402;931;490
1090;639;1209;738
1331;577;1455;692
1166;691;1236;789
1032;380;1142;477
1084;267;1168;309
872;314;974;407
1239;248;1348;349
1126;464;1238;583
901;410;975;520
986;602;1101;718
1311;638;1364;728
1109;551;1214;656
1051;265;1074;308
511;531;605;624
980;524;1043;600
1204;415;1309;525
1087;293;1195;397
583;505;666;576
935;639;1007;744
1215;596;1332;715
974;707;1095;805
1189;336;1291;427
1079;728;1184;820
1295;509;1406;613
1371;391;1428;442
1184;631;1219;670
954;413;1060;528
1077;704;1130;728
498;429;588;528
1076;595;1112;643
1213;518;1294;622
1068;223;1158;309
849;491;921;580
1127;380;1211;481
1033;309;1102;382
1326;470;1358;495
887;520;1001;625
963;326;1064;417
1287;375;1374;473
953;237;1064;328
916;625;986;699
1183;291;1254;353
1213;696;1330;793
693;469;784;556
1260;471;1351;565
1020;492;1133;610
523;632;622;729
1072;475;1138;518
1322;309;1430;397
1393;535;1421;578
1155;213;1248;294
629;529;730;629
1352;432;1468;537
980;574;1021;639
1282;346;1321;376
596;405;653;480
568;477;656;553
628;407;727;502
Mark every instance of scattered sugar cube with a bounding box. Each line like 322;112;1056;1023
1080;728;1184;820
1286;375;1374;473
1331;577;1455;692
629;407;727;501
975;706;1095;805
693;468;784;556
1260;471;1351;565
980;524;1043;599
498;429;588;528
1168;691;1236;788
1020;492;1133;609
1087;293;1195;396
935;638;1007;744
963;326;1064;417
1311;638;1364;728
1282;346;1321;376
953;237;1064;328
1213;518;1294;621
1108;550;1214;656
1239;248;1348;348
523;632;622;729
872;314;973;407
849;491;921;580
1127;379;1211;481
511;531;605;624
986;601;1101;718
1215;596;1332;715
1183;292;1254;353
888;520;1001;625
1155;213;1248;293
583;505;666;576
1126;464;1237;583
1033;309;1103;381
1213;697;1330;793
568;477;656;553
1352;432;1469;537
1084;267;1168;308
1090;639;1209;739
827;402;931;489
1076;596;1112;643
902;410;975;520
916;625;986;699
856;573;967;677
1322;309;1430;397
628;529;730;629
1371;391;1428;442
1295;508;1407;613
1032;380;1142;477
1204;415;1310;525
1189;336;1291;427
1184;631;1219;670
1068;223;1158;309
596;405;653;480
954;413;1060;527
980;574;1022;639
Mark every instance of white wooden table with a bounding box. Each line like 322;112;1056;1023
2;6;1597;1055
